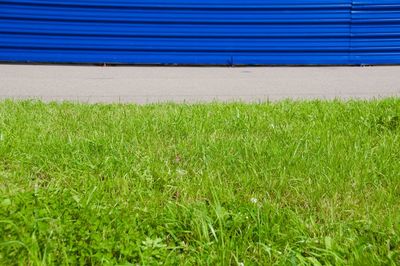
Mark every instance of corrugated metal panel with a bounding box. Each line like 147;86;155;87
0;0;398;65
351;0;400;64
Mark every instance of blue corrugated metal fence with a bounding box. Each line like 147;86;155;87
0;0;399;65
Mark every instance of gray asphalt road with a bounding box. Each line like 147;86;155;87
0;64;399;103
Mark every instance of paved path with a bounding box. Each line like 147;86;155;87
0;64;399;103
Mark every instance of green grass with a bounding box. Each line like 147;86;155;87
0;99;399;265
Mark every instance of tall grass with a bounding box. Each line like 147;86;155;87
0;99;399;265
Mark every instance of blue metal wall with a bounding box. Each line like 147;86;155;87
0;0;399;65
351;0;400;64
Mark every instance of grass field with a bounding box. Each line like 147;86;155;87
0;99;399;265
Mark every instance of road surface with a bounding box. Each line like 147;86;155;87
1;64;399;103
